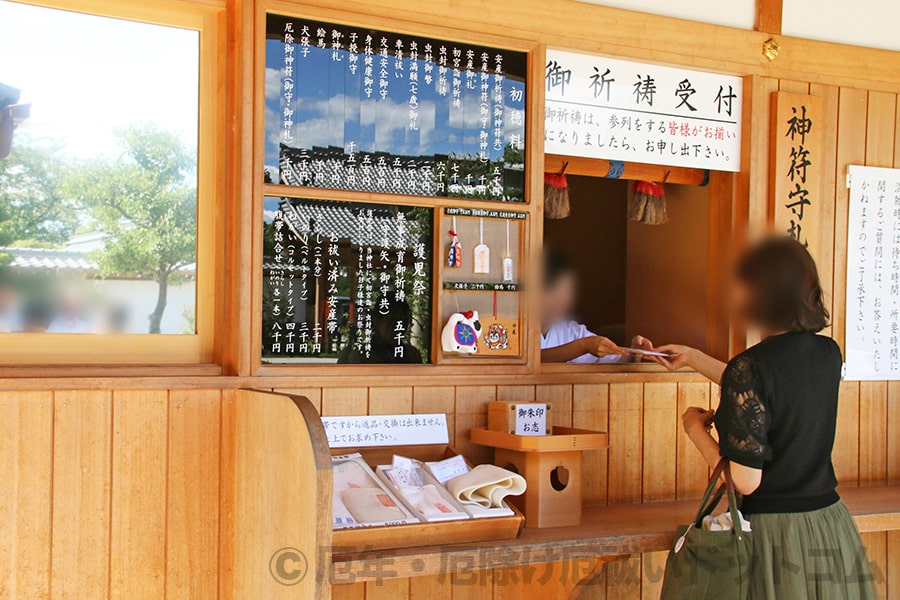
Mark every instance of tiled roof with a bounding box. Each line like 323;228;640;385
0;247;196;275
0;247;98;271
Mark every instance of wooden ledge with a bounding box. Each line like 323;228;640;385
331;485;900;583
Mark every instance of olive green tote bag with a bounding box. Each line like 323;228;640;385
659;459;753;600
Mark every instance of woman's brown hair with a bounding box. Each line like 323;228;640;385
735;236;830;333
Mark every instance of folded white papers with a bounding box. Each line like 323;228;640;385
447;464;526;509
331;453;416;529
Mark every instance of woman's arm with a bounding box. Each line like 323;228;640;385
541;335;627;363
651;345;727;384
683;406;763;495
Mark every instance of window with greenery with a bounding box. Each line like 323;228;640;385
0;1;200;335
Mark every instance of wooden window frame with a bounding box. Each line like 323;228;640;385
249;0;544;376
0;0;225;370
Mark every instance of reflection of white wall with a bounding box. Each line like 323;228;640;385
91;280;196;334
576;0;755;29
578;0;900;51
783;0;900;51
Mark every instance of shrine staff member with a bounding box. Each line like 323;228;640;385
652;237;875;599
540;251;651;363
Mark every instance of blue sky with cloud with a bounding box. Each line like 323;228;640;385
263;21;526;174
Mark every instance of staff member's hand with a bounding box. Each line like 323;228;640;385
682;406;715;435
578;335;628;358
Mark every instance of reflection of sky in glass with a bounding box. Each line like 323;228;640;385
263;17;526;176
0;1;199;159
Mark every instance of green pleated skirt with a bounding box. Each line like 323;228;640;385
746;500;877;600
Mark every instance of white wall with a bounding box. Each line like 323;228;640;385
577;0;900;52
783;0;900;52
576;0;755;30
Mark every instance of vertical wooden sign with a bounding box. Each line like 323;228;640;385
770;91;824;254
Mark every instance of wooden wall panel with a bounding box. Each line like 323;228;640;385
832;87;869;355
0;391;53;600
859;382;888;487
809;83;840;321
607;384;643;504
573;384;610;506
889;382;900;486
641;383;677;502
368;387;413;415
50;391;113;600
834;381;861;485
412;387;456;445
409;575;451;600
454;387;495;466
675;383;712;499
167;389;221;599
110;390;169;599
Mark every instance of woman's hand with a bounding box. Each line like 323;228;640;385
682;406;715;436
649;344;694;371
578;335;628;358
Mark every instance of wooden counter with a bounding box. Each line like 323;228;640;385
332;485;900;583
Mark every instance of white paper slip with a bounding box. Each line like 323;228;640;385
624;347;675;358
426;454;470;485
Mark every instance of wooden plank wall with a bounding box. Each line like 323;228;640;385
0;389;223;600
0;376;896;599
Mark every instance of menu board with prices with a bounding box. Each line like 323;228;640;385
265;15;528;202
263;197;433;364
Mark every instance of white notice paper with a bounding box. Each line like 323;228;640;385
845;165;900;380
322;414;450;448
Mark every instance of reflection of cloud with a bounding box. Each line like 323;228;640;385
266;94;441;156
265;67;282;100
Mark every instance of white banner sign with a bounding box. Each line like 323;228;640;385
322;413;450;448
845;166;900;380
544;49;743;172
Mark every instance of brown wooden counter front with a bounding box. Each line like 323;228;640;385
332;486;900;583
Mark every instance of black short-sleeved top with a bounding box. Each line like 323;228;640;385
714;331;843;514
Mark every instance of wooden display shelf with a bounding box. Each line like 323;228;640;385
470;427;608;452
331;485;900;583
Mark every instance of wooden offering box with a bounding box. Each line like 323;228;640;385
331;444;524;553
471;427;608;528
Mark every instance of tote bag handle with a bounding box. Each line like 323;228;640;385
693;458;746;539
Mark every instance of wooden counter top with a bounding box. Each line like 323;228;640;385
331;485;900;583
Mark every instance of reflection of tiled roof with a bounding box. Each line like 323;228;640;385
0;247;196;275
0;247;98;271
280;144;441;196
275;198;423;250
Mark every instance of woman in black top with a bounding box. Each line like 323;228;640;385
654;237;875;599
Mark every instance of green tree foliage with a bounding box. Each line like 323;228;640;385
64;124;196;333
0;142;76;252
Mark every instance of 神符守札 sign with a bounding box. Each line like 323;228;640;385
770;92;823;254
544;49;743;172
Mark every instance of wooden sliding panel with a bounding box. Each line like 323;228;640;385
0;391;53;600
167;389;222;599
51;391;113;600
